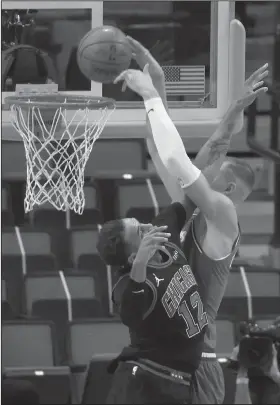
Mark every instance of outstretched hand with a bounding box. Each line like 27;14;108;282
126;36;166;80
235;63;269;111
114;64;158;100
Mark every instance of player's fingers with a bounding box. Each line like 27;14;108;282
272;344;277;357
141;223;153;230
253;80;264;90
121;80;127;92
248;63;269;83
143;63;150;75
150;236;169;243
126;36;146;53
257;70;269;81
151;232;171;238
254;87;268;96
113;71;127;84
148;225;168;234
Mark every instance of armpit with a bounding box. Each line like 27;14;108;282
193;213;240;261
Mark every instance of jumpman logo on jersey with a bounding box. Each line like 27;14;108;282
153;273;164;287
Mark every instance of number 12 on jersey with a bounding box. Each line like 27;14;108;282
178;291;208;338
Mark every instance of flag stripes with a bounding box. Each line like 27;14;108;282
162;66;205;96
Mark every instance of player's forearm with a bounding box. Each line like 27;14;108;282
194;103;241;177
145;78;184;202
146;138;185;203
130;258;148;283
121;259;149;326
144;96;200;188
120;277;147;327
145;76;169;145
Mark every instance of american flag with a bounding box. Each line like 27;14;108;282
162;66;205;96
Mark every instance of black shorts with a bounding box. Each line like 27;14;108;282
106;359;193;404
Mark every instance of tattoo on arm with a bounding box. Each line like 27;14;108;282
205;139;231;167
204;120;235;167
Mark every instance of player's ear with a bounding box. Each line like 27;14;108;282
224;182;236;195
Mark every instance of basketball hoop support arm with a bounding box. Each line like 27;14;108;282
228;19;246;134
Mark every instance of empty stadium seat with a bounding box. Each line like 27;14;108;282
31;202;67;228
2;321;71;404
70;228;99;267
19;229;58;272
3;369;71;405
26;254;57;272
2;280;15;320
77;253;109;310
118;182;170;218
25;271;99;362
67;319;130;368
216;320;235;357
25;271;97;314
20;230;52;255
70;210;102;227
32;298;102;321
2;231;24;314
219;267;280;320
70;186;102;226
2;252;57;304
2;321;57;367
2;186;15;227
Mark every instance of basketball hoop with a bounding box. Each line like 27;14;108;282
5;94;115;214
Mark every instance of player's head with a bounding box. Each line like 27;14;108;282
212;158;257;204
97;218;153;266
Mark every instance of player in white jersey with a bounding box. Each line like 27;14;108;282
121;36;268;404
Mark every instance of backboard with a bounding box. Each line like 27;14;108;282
2;0;235;141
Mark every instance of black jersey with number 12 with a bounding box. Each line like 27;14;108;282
113;203;208;373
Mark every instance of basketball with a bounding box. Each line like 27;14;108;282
77;26;132;84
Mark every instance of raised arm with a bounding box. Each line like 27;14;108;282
113;226;170;327
114;67;239;248
194;63;268;182
126;37;268;194
125;37;184;203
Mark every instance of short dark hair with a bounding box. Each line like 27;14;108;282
96;219;127;266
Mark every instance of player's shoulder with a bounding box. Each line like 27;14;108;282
112;273;130;305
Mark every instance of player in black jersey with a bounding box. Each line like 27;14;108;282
98;203;208;404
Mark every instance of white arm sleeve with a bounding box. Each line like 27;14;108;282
144;97;201;188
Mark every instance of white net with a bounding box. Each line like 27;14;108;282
9;100;115;214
